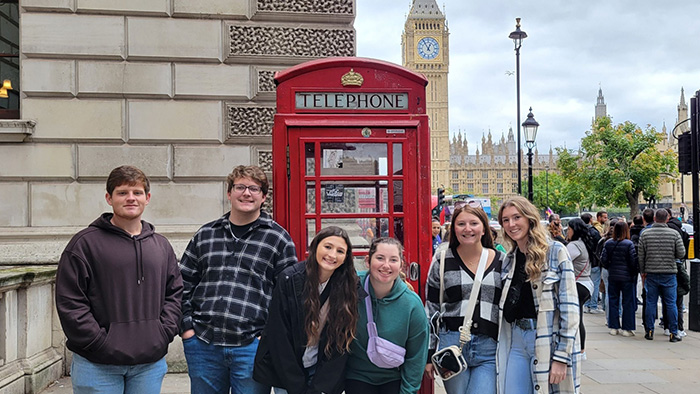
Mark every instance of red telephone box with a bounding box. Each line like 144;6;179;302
273;57;433;296
273;56;434;393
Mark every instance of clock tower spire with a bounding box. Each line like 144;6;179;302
402;0;450;193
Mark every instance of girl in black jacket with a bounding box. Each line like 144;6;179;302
600;221;638;337
254;226;359;394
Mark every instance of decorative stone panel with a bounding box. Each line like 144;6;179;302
226;105;275;139
257;150;273;172
256;0;353;14
263;187;273;215
228;25;354;58
257;70;276;93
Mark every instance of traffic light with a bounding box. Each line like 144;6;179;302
679;131;692;174
437;188;445;210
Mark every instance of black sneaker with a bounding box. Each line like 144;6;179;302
645;330;654;340
670;333;682;343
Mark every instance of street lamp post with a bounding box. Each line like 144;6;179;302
545;164;550;208
509;18;528;195
522;107;539;202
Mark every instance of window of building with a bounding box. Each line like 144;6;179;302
512;171;517;179
467;171;473;179
497;183;503;193
497;171;503;179
482;183;488;194
452;171;458;179
482;171;488;179
467;183;473;192
452;183;459;192
0;1;19;119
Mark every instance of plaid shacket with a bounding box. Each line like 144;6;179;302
497;241;582;394
179;211;297;346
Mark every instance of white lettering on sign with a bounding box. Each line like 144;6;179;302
295;92;409;110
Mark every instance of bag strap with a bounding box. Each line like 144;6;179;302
364;276;375;325
573;241;589;281
439;250;446;315
458;248;489;346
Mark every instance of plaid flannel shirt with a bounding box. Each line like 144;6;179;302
497;241;581;394
179;211;297;346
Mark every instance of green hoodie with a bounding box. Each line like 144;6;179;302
347;271;429;393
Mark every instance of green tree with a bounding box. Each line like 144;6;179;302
523;170;579;215
556;116;676;217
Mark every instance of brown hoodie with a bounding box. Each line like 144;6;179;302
56;213;183;365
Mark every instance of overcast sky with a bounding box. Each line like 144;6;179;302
355;0;700;152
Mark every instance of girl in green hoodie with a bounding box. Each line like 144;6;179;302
346;238;430;394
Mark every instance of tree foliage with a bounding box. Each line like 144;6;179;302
555;116;677;217
523;171;579;215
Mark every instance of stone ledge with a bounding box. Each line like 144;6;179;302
0;266;57;291
0;120;36;142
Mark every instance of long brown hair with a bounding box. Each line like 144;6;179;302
612;220;630;241
303;226;358;356
448;205;494;250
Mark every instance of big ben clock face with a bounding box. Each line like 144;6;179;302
417;37;440;60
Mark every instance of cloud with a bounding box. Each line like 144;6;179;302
356;0;700;151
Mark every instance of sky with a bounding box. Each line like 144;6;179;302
355;0;700;152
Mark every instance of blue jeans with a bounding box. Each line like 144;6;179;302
607;279;636;331
585;266;601;309
183;336;269;394
437;331;496;394
504;325;536;394
644;274;678;335
71;353;167;394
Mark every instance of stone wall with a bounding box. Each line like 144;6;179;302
0;1;355;391
0;0;355;261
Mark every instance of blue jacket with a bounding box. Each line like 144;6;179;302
600;239;637;282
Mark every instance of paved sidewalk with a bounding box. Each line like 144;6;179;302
40;309;700;394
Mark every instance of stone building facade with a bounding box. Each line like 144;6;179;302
448;128;557;203
0;1;355;392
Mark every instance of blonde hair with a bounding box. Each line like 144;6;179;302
498;196;549;281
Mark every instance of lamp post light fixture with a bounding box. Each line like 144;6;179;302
509;17;528;195
522;107;539;202
545;164;550;209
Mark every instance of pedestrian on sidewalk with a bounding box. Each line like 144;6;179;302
254;226;359;394
55;165;183;394
600;221;638;337
638;209;686;342
179;165;298;394
580;213;602;315
497;196;581;394
564;219;593;356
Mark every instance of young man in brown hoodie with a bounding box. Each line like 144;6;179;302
55;165;183;393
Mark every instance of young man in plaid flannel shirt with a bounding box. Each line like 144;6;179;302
179;165;297;394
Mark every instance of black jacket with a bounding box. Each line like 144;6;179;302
667;217;690;259
55;213;183;365
600;239;638;282
254;263;348;394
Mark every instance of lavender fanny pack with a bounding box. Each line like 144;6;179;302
364;276;406;368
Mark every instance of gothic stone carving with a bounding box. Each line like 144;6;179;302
227;105;275;139
257;0;353;14
229;25;354;58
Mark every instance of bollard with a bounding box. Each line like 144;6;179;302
690;259;700;331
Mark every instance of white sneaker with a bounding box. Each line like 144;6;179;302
610;329;620;336
621;330;635;337
663;329;671;336
679;330;687;337
589;308;603;314
583;306;591;313
581;351;587;360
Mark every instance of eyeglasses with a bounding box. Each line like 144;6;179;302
231;184;262;195
454;200;482;209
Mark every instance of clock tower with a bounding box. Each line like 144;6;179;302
402;0;450;193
